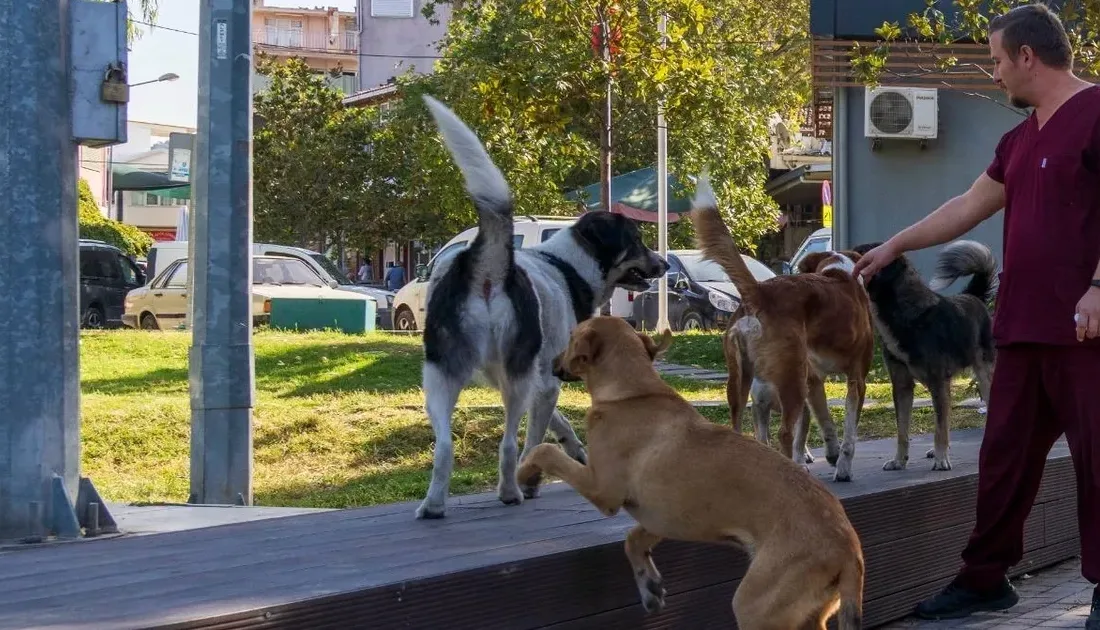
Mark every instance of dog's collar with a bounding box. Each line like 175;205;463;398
533;251;596;325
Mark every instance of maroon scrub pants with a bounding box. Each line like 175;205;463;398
956;343;1100;589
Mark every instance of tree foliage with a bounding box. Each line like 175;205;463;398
852;0;1099;88
382;0;810;251
78;179;155;257
253;56;404;251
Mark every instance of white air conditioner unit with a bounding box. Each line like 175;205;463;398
864;87;938;140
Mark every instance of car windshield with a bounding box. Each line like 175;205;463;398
253;258;325;286
676;253;773;283
308;252;351;285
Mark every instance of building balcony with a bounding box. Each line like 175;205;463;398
253;29;359;56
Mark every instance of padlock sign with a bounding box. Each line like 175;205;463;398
101;62;129;104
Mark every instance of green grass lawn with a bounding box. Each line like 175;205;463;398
80;328;986;510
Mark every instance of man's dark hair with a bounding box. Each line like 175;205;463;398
988;3;1073;70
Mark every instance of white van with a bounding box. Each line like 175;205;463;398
390;216;637;331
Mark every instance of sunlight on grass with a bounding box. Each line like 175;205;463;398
79;328;986;509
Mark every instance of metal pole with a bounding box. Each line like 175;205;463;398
0;0;82;541
656;13;670;333
189;0;255;506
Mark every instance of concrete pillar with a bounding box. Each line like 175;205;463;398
188;0;255;506
0;0;83;541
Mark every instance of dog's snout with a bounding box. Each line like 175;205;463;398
651;254;670;275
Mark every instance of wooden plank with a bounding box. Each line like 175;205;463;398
0;430;1080;630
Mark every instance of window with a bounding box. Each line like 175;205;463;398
371;0;415;18
114;254;138;285
540;228;561;243
80;249;116;279
165;262;189;288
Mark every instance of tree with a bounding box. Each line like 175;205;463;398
384;0;810;251
78;179;155;257
253;56;396;252
851;0;1099;91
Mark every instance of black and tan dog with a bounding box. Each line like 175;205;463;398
518;316;865;629
851;240;998;472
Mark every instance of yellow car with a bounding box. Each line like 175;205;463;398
122;255;373;330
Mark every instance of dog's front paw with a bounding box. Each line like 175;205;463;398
803;449;816;464
521;482;541;500
926;447;935;459
833;458;853;482
639;576;666;613
931;456;952;471
498;480;525;506
882;459;907;471
415;499;446;520
569;444;588;465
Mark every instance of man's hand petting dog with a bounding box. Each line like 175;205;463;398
1077;285;1100;341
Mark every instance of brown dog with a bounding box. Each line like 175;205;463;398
517;316;865;629
723;250;874;466
690;176;875;482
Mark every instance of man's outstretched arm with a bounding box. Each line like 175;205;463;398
854;172;1006;278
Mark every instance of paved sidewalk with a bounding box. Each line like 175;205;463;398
880;558;1095;629
653;360;986;411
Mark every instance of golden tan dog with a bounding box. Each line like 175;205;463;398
690;176;875;482
517;316;865;629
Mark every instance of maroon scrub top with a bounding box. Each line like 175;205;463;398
985;85;1100;347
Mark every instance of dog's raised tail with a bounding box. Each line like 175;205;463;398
422;95;514;282
689;173;759;297
929;240;998;303
836;558;864;630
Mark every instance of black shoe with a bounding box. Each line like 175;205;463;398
914;576;1019;620
1086;586;1100;630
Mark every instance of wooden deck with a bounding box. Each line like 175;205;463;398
0;429;1080;630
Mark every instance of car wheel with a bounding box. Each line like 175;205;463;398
680;310;704;332
140;313;159;331
82;305;105;329
394;307;417;332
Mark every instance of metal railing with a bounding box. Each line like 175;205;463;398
253;29;359;54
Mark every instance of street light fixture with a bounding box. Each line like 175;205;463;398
129;72;180;87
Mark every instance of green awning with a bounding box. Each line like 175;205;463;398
143;185;192;199
565;167;694;214
111;164;190;192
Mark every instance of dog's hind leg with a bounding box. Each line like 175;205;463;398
498;376;535;506
928;378;954;471
750;378;773;445
806;375;837;465
415;361;474;519
732;551;828;630
519;384;562;499
833;376;866;482
882;350;915;471
547;409;587;464
624;526;666;613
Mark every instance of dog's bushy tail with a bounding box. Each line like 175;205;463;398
836;558;865;630
689;174;759;300
929;240;998;303
422;95;514;286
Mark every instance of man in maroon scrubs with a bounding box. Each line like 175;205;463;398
853;4;1100;625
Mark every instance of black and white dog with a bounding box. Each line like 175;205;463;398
851;240;998;473
415;96;669;519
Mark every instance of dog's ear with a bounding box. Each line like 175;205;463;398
796;252;830;274
638;330;672;361
566;328;602;375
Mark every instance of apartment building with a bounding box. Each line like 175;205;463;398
354;0;450;92
252;0;360;94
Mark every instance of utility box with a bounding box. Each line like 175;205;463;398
268;297;377;335
71;0;128;147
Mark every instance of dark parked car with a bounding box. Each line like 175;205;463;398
632;249;775;332
79;239;146;329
